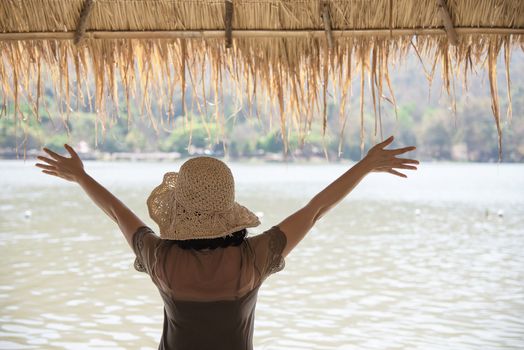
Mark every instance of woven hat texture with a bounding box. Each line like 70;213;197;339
147;157;260;240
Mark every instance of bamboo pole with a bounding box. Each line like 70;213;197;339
1;28;523;41
322;2;334;49
225;0;233;48
436;0;458;45
74;0;95;45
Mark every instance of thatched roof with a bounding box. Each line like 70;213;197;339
1;0;523;158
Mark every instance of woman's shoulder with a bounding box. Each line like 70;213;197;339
244;226;287;278
246;225;287;248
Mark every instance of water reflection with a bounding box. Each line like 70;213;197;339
1;161;523;349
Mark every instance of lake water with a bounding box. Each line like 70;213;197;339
1;160;523;350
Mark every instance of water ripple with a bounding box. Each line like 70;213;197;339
1;162;523;349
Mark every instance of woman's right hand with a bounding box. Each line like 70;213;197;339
35;144;87;183
361;135;419;178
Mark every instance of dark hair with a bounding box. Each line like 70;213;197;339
172;228;248;251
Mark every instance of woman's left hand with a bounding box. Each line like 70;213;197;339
361;135;418;178
35;144;86;182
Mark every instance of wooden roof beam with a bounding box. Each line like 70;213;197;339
225;0;233;49
436;0;458;45
321;1;334;49
2;28;523;41
74;0;96;45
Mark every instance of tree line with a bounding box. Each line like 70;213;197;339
1;54;522;162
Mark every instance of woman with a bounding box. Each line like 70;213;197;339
35;135;418;349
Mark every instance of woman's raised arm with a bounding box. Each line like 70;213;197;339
277;135;418;258
35;144;146;248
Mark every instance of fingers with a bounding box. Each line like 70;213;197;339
42;169;70;180
395;158;420;164
43;147;66;160
395;164;417;170
42;170;59;177
390;146;416;154
64;144;79;159
387;169;407;178
378;135;394;147
368;135;394;153
35;163;56;171
37;156;58;166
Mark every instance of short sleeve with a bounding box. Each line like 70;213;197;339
132;226;162;275
247;225;287;283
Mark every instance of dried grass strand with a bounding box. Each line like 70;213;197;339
1;0;523;160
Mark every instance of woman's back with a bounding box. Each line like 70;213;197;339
133;225;287;350
35;138;417;349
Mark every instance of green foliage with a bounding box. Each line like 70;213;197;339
125;129;147;152
45;134;69;152
242;142;255;156
397;103;416;128
256;131;283;153
1;53;523;162
160;121;218;155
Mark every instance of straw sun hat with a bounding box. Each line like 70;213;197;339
147;157;261;240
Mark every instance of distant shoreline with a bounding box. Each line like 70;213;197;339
0;149;342;163
0;149;514;164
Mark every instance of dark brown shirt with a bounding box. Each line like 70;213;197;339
132;225;287;350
